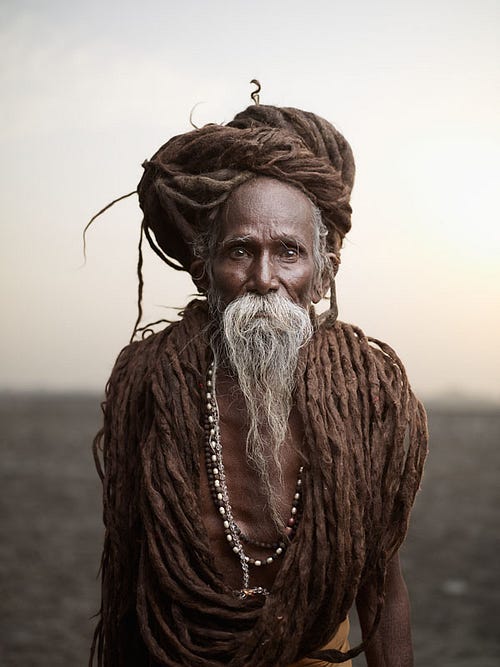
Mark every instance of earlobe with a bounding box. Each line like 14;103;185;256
311;253;340;304
190;259;209;293
311;282;325;304
328;252;340;277
311;272;329;304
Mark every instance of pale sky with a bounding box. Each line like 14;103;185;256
0;0;499;401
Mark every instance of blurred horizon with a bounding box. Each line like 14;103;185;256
1;386;499;409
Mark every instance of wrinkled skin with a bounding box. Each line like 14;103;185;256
195;177;413;666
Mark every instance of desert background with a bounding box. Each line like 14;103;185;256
1;0;499;665
1;394;499;666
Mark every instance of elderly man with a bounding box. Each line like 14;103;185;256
91;103;427;667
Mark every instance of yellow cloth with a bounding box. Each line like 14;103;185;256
289;617;351;667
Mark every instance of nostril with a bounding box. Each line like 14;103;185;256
252;280;278;295
254;272;278;292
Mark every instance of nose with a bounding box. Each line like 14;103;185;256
248;254;279;295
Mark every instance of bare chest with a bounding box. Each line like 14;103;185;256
198;380;305;592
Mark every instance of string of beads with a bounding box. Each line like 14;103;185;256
204;360;303;596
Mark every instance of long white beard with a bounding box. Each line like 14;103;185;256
215;292;313;529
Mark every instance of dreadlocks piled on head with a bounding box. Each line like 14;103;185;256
90;95;428;667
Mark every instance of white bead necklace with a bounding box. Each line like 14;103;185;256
204;360;302;598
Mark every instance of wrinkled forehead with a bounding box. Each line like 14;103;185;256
219;176;315;240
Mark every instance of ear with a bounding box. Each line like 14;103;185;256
311;281;326;304
189;259;210;294
311;253;340;304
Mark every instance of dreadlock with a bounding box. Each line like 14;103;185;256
91;302;427;666
90;103;427;665
134;105;353;326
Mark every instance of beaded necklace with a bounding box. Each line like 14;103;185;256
204;360;303;598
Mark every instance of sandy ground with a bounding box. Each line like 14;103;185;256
1;394;499;666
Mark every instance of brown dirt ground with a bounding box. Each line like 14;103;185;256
0;394;499;666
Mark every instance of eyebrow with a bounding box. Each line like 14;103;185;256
220;235;253;248
278;236;303;247
221;234;306;247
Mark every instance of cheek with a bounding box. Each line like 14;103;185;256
291;267;316;299
210;265;245;300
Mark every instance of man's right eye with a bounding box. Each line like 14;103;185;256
228;247;248;258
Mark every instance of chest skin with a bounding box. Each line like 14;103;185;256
198;369;305;592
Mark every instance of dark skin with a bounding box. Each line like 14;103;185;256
193;177;413;666
199;376;305;592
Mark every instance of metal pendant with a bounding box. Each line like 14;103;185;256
237;587;270;599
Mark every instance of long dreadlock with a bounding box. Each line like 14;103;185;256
91;302;427;666
138;105;354;272
90;103;427;665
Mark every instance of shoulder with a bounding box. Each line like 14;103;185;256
314;319;427;431
108;299;210;388
335;320;406;366
107;323;174;392
317;319;410;385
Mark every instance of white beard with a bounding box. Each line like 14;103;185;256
214;292;313;529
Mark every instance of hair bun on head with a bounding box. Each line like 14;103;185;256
138;104;355;272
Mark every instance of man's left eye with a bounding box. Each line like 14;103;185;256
281;246;299;259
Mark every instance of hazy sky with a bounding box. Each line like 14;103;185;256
1;0;499;400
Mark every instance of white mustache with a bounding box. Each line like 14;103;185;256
217;292;313;529
223;293;312;334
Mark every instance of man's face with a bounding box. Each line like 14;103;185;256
208;177;318;310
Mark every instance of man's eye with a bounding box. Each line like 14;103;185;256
281;246;299;259
228;247;248;258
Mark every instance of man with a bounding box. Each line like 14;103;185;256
91;102;427;667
